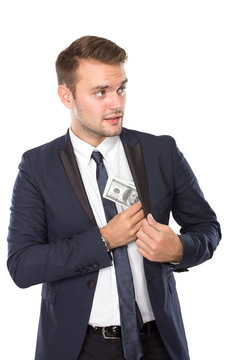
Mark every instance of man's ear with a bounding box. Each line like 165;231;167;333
58;85;74;110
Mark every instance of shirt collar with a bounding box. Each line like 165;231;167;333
69;128;120;169
97;135;120;167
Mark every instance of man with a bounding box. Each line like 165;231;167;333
7;36;221;360
122;188;139;207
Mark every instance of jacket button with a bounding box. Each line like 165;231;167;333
87;280;95;289
93;264;99;269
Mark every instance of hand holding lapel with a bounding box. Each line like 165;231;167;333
136;214;183;263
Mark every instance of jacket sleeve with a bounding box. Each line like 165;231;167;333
7;153;112;289
170;141;221;272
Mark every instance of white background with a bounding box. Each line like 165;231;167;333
1;1;239;359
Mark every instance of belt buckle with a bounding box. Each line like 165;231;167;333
102;326;120;340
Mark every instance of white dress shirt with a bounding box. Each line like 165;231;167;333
69;129;154;326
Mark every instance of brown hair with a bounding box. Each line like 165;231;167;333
56;35;128;96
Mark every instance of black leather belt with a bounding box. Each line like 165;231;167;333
87;320;158;340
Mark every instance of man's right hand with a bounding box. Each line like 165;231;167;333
100;201;145;250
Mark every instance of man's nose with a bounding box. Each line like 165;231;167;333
109;93;124;110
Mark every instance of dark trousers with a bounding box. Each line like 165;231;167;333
78;332;171;360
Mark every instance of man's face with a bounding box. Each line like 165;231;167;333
70;59;127;146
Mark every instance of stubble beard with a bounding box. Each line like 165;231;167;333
75;107;124;141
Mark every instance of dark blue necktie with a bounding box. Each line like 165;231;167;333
91;151;143;360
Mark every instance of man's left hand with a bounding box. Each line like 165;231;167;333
136;214;183;263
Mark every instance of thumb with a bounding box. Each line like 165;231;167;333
147;213;158;226
147;214;169;232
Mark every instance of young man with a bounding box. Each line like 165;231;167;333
7;36;221;360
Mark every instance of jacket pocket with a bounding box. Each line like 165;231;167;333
41;284;57;304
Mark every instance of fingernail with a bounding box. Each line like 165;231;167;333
149;214;155;221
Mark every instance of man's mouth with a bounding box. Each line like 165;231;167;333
104;116;122;124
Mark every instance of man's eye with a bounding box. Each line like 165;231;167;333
118;87;126;96
96;90;105;97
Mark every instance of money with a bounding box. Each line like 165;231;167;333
103;176;139;208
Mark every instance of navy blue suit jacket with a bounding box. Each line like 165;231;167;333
7;128;221;360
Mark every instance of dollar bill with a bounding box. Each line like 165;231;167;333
103;176;139;208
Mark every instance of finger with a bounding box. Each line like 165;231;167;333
137;245;161;262
126;200;142;216
137;247;152;261
147;214;155;226
138;218;148;228
135;218;148;234
140;220;160;240
147;214;171;233
137;227;156;250
136;232;156;256
132;218;145;235
131;208;145;224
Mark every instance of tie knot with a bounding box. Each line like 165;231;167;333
91;151;104;165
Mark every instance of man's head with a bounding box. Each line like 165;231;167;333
56;35;128;97
56;36;128;146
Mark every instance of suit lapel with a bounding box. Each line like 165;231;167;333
58;129;151;223
58;133;96;225
121;129;151;216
